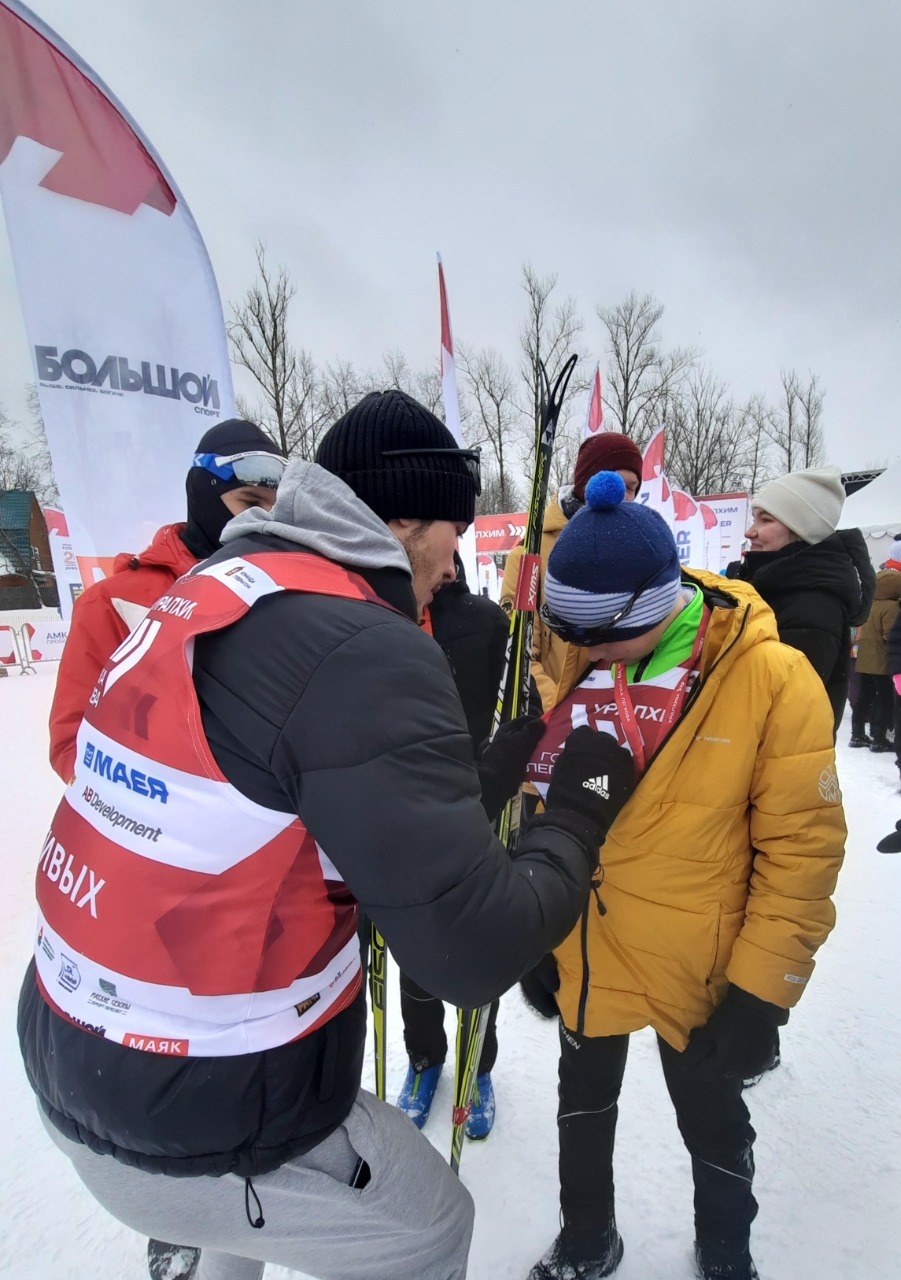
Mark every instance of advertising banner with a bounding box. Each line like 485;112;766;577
21;617;69;661
474;513;527;556
0;1;235;584
43;506;84;619
698;494;750;572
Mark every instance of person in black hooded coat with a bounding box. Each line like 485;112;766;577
394;558;511;1135
726;466;875;734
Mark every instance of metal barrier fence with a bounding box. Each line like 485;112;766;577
0;610;67;674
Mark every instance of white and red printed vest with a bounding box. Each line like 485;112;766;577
525;647;704;795
34;552;390;1059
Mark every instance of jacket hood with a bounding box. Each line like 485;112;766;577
873;568;901;601
836;527;877;625
113;523;197;576
219;458;412;578
739;532;868;621
543;494;569;535
683;569;780;675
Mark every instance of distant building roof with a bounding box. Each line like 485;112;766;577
842;468;885;497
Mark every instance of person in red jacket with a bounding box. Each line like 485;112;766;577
49;418;285;782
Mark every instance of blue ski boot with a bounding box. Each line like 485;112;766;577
396;1062;442;1129
465;1072;496;1140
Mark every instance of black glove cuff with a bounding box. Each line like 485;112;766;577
524;810;601;868
728;984;790;1026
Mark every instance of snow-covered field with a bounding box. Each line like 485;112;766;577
2;665;900;1280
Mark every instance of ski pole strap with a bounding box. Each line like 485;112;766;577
513;553;542;612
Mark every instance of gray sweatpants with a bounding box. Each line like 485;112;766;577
42;1090;473;1280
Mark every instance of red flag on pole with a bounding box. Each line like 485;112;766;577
582;365;604;439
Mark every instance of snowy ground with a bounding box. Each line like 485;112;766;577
2;664;900;1280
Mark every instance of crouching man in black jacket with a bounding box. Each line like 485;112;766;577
19;390;634;1280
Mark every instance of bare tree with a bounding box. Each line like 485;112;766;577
0;397;59;507
518;265;589;490
666;367;745;495
459;345;525;512
598;291;697;448
361;350;446;419
229;242;320;458
795;372;825;468
734;395;775;494
318;359;364;425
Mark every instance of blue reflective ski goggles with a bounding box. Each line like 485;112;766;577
192;450;286;488
380;446;482;495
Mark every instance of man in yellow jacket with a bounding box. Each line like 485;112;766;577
521;471;846;1280
500;432;643;710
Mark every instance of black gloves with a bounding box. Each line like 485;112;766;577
476;715;546;822
681;985;789;1079
520;954;560;1019
535;727;636;867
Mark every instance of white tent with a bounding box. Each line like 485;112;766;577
841;460;901;564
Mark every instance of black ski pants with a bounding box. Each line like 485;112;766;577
399;971;499;1075
556;1024;757;1270
852;673;894;743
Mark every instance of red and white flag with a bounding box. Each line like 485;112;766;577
437;253;462;446
0;1;235;584
582;365;604;439
672;488;706;570
636;426;675;530
436;253;476;585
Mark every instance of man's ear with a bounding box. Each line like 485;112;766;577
386;518;418;536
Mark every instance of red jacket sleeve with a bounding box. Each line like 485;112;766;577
49;588;130;782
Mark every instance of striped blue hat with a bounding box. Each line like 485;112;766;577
545;471;681;640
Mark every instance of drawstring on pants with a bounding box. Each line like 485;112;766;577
244;1176;265;1229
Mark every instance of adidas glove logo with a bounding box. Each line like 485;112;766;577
582;775;610;799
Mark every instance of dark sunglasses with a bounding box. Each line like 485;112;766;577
539;568;661;647
380;446;481;496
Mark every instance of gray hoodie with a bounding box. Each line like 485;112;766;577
220;458;412;578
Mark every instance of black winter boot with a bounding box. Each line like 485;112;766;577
695;1240;758;1279
528;1225;623;1279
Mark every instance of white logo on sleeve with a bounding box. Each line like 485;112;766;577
583;775;610;799
818;766;841;804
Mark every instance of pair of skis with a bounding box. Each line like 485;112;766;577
448;354;577;1172
370;354;578;1176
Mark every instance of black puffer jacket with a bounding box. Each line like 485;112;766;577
428;575;508;747
19;463;592;1178
727;529;875;731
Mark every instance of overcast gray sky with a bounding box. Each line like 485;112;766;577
2;0;899;471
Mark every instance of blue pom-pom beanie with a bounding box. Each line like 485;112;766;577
545;470;682;640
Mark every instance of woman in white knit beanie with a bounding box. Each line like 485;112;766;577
726;465;874;1086
727;465;875;732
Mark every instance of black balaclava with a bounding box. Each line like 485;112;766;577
181;419;285;559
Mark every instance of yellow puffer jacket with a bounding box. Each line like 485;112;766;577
552;569;846;1049
500;494;592;711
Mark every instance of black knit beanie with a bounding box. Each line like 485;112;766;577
315;390;477;524
182;418;284;559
